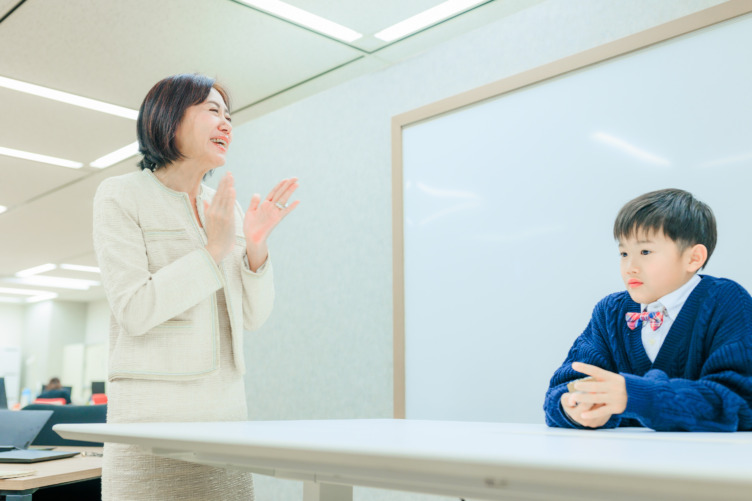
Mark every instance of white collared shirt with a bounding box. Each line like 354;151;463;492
640;274;702;362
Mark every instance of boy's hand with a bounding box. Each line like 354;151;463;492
561;362;628;428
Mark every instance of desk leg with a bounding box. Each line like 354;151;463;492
302;482;353;501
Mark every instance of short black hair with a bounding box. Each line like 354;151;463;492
613;188;717;268
137;74;230;171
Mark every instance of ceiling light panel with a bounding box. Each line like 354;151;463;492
4;275;100;290
375;0;488;42
59;264;101;273
15;263;57;277
236;0;362;42
0;87;138;166
0;146;83;169
0;75;138;119
0;0;363;113
90;142;139;168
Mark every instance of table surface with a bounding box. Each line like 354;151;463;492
0;446;102;491
54;420;752;500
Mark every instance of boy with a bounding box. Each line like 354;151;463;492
544;188;752;431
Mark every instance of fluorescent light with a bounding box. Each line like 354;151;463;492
15;263;57;277
374;0;486;42
236;0;361;42
0;205;6;215
90;141;139;168
26;292;58;304
0;146;83;169
0;287;50;296
0;287;58;304
59;264;101;274
0;75;138;120
4;276;100;290
592;132;671;167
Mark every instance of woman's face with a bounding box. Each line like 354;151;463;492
174;87;233;168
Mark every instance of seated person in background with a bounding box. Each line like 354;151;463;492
38;377;72;404
544;188;752;431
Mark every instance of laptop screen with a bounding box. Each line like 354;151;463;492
0;378;7;409
0;409;53;449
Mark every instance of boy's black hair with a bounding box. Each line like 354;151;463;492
613;188;717;269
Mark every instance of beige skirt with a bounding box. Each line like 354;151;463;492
102;290;254;501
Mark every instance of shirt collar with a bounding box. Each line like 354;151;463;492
642;274;702;318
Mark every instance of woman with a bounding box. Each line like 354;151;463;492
93;74;298;500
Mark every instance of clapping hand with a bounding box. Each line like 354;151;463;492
243;178;300;270
204;173;237;264
561;362;627;428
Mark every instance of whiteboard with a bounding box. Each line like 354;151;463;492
402;13;752;423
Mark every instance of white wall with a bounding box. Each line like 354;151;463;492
210;1;725;499
85;298;110;345
0;303;25;404
0;303;24;347
19;300;89;400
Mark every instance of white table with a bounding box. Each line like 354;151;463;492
54;419;752;501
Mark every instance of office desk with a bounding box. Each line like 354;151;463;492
55;420;752;501
0;446;102;500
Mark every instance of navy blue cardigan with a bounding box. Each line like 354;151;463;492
544;275;752;431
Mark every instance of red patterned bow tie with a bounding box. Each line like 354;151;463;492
626;310;664;331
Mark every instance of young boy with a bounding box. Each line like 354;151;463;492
544;188;752;431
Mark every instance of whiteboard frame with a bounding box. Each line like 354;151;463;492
390;0;752;419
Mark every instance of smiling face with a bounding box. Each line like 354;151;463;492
174;87;232;168
618;229;704;304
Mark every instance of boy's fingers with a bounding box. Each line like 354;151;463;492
574;381;610;392
572;362;612;380
571;392;613;405
581;405;612;420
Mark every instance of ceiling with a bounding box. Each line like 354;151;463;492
0;0;541;302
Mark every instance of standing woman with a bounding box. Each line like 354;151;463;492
93;74;298;500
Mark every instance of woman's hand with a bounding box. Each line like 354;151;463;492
204;173;237;264
244;178;300;270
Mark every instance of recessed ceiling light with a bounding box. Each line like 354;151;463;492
5;276;100;291
236;0;362;42
0;287;41;295
0;285;60;303
0;205;6;215
90;141;139;168
15;263;57;277
0;75;138;120
374;0;487;42
59;264;101;274
0;146;83;169
26;292;59;304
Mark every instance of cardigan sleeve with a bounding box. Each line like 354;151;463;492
239;252;275;331
544;296;622;429
233;201;275;332
93;178;224;337
620;283;752;431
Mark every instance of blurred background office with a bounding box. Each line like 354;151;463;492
0;1;735;500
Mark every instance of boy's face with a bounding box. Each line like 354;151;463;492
618;230;699;304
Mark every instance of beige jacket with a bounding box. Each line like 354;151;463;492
93;169;274;381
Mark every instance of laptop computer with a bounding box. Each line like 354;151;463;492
0;378;7;409
0;410;79;463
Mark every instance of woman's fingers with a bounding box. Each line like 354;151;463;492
275;180;299;207
265;179;288;201
266;178;299;203
248;193;261;212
